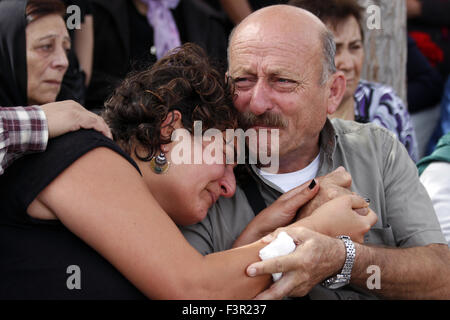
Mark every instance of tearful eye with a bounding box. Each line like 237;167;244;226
231;77;256;90
234;77;249;84
271;78;299;92
40;44;52;51
230;75;299;92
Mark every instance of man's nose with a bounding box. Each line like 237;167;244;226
248;78;274;116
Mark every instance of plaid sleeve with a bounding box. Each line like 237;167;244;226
0;106;48;175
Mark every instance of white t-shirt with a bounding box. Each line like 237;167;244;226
420;161;450;246
254;153;320;193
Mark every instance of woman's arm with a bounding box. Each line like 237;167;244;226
232;167;375;247
31;147;270;299
232;179;320;248
234;189;375;248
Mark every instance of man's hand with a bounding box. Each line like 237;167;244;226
297;166;353;220
246;195;377;299
247;227;346;299
41;100;112;139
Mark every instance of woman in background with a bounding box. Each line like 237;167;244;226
0;0;73;106
289;0;419;161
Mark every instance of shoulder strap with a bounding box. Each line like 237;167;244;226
241;179;267;216
240;168;311;300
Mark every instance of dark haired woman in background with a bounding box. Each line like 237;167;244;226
289;0;419;161
0;0;76;106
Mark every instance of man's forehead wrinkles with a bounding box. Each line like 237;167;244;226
232;33;317;61
230;46;316;78
232;37;301;54
231;59;295;77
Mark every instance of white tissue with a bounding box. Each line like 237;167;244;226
259;231;296;281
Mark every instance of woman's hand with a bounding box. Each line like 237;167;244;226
232;179;319;247
296;166;353;221
293;194;378;243
232;167;357;247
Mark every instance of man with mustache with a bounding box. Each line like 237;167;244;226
182;5;450;299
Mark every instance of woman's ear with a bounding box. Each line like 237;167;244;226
160;110;183;140
326;71;346;115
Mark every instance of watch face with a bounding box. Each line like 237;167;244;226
323;275;350;290
326;280;349;290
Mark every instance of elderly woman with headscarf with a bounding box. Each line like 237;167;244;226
0;0;73;106
0;0;111;175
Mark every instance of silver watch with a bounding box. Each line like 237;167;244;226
322;235;355;289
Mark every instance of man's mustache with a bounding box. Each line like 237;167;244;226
238;111;288;130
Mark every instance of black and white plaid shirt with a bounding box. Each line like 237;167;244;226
0;106;48;175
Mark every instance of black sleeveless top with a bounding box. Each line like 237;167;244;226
0;130;146;299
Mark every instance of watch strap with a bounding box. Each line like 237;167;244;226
322;235;355;289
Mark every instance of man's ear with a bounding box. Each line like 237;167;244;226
160;110;183;140
326;71;346;115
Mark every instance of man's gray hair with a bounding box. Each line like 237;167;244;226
227;26;237;68
320;28;337;85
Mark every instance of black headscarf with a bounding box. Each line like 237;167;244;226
0;0;28;106
0;0;79;107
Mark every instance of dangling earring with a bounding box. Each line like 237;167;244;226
150;152;170;174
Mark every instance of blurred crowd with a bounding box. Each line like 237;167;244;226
3;0;449;157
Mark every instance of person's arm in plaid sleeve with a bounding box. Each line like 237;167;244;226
1;100;112;175
0;106;48;175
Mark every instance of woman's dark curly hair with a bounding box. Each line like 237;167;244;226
102;43;238;162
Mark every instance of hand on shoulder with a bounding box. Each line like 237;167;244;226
41;100;112;139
